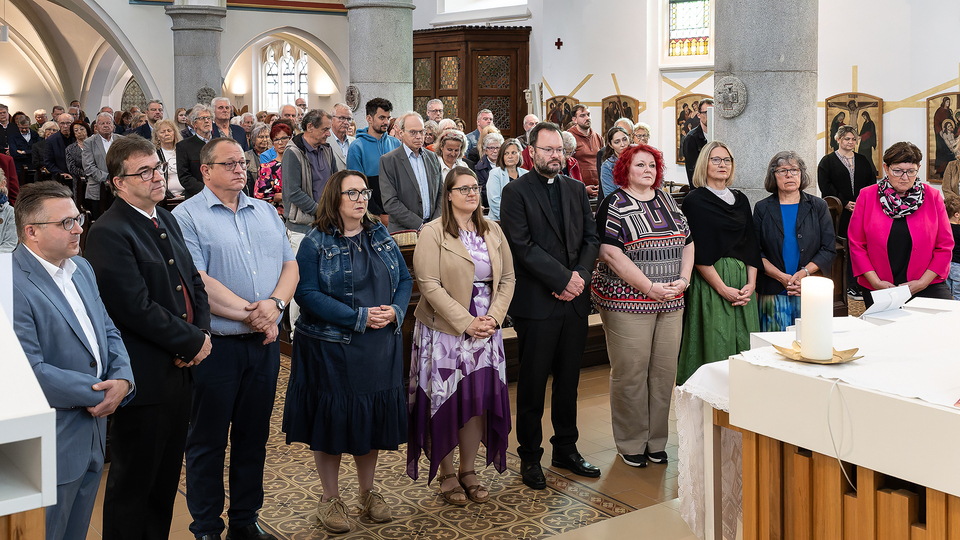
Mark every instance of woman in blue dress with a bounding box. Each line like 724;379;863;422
283;170;413;534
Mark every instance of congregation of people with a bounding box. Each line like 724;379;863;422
5;89;960;540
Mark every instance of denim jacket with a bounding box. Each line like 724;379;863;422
294;221;413;343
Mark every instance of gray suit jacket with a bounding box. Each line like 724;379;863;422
330;134;355;172
379;145;443;232
11;246;135;485
83;134;120;199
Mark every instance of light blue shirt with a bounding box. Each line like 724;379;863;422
403;143;431;219
260;147;277;164
333;134;351;158
172;187;295;335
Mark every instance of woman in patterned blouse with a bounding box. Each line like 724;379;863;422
590;143;694;469
255;122;291;215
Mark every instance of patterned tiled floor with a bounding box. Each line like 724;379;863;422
87;361;685;540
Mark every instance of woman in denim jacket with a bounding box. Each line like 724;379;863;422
282;170;413;534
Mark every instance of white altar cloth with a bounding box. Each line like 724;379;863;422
739;310;960;408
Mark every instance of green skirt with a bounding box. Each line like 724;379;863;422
676;257;760;385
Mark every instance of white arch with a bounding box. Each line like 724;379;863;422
222;26;347;97
0;14;65;102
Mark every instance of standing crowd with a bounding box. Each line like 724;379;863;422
4;91;958;540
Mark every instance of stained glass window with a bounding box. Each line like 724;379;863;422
281;48;296;106
439;56;459;90
296;56;309;104
478;96;511;131
478;56;510;89
264;49;279;112
668;0;710;57
414;58;431;91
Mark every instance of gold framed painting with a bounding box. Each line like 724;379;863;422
544;95;579;131
675;93;710;166
926;92;960;183
601;95;640;136
824;93;883;178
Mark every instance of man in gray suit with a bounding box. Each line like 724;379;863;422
379;111;442;232
11;181;135;540
82;112;121;219
329;102;355;171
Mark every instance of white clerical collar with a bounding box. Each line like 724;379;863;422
24;244;77;280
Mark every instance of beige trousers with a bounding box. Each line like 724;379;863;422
599;308;683;456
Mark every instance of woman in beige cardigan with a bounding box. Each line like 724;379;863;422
407;166;516;506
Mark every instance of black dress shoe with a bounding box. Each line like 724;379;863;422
551;452;601;478
225;522;276;540
520;461;547;489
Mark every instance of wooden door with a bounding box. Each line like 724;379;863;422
413;50;465;123
469;48;520;137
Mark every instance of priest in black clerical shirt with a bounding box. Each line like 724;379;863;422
499;122;601;490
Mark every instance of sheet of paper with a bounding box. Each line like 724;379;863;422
861;285;911;316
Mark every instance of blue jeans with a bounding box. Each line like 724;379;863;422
946;262;960;300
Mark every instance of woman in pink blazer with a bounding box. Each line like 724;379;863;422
848;141;955;308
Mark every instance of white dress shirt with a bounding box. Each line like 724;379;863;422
24;245;103;377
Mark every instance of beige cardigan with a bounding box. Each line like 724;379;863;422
943;160;960;199
413;218;516;336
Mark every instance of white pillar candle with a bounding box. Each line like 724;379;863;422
800;276;834;360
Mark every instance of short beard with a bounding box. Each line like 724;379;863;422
534;158;561;179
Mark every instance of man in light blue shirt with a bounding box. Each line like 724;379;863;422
172;137;298;540
378;111;443;233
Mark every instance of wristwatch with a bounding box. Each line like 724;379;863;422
270;296;286;311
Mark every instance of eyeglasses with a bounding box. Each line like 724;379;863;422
534;146;564;156
709;157;733;166
451;185;481;195
889;168;919;178
273;136;291;144
195;116;212;122
405;130;425;138
120;163;168;181
636;134;650;141
485;146;501;152
31;214;85;231
333;115;352;122
775;168;801;177
341;189;373;201
209;160;248;170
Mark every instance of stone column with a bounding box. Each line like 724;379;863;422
345;0;415;128
165;4;227;110
712;0;818;205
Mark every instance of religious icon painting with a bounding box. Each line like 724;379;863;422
675;93;710;166
824;93;883;178
926;92;960;183
601;95;641;136
544;95;579;131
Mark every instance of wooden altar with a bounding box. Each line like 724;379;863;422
727;354;960;540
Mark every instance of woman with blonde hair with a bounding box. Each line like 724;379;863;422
152;118;186;199
676;141;761;384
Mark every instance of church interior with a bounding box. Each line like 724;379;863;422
1;0;960;539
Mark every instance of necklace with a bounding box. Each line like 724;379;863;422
344;232;363;252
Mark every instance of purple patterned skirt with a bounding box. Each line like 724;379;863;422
406;282;512;482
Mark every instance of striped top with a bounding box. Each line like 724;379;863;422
591;188;691;314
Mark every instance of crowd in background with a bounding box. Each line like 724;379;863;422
5;91;960;540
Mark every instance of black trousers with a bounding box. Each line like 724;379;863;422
513;302;589;463
102;379;191;540
185;334;280;537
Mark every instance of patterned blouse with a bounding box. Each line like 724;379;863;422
255;159;283;215
591;188;691;314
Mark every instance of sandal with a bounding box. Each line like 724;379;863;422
458;470;490;503
437;473;468;506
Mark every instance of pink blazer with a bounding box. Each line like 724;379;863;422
848;183;954;290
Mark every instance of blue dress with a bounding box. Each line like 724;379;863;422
283;231;407;455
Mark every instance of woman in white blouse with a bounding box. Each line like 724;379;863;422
485;138;528;221
435;129;468;182
152;119;185;199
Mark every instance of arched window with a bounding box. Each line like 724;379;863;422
261;41;309;112
263;48;279;112
296;55;309;105
668;0;710;57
